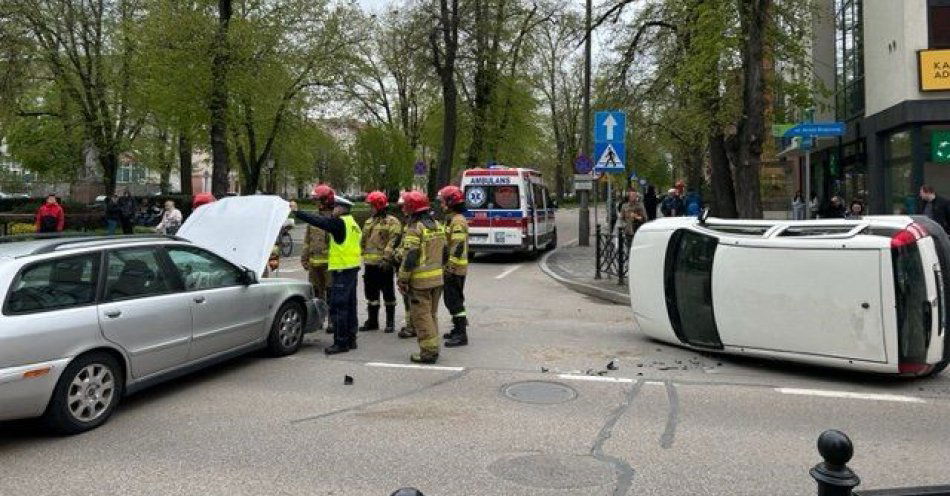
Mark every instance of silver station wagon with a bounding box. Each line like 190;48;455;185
0;196;325;434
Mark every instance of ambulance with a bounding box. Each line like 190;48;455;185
461;166;557;255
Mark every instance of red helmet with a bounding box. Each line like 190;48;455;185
366;190;388;210
311;184;335;207
192;192;216;209
437;185;464;207
401;191;429;214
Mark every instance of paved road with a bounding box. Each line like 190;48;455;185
2;210;949;495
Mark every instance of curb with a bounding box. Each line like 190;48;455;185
538;240;630;306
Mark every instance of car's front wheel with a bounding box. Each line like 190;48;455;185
267;301;305;356
43;352;124;435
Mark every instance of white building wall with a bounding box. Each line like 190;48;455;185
864;0;946;116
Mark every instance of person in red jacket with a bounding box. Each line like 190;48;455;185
35;194;65;233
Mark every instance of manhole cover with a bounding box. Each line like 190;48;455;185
489;454;614;489
503;381;577;404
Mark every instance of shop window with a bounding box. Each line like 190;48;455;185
930;0;950;49
923;125;950;201
888;131;914;214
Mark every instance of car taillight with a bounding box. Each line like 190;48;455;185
891;223;928;248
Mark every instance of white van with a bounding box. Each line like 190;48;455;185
461;166;557;255
628;215;950;376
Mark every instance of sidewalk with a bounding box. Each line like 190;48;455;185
539;240;630;306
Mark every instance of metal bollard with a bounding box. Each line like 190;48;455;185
594;224;602;280
811;430;861;496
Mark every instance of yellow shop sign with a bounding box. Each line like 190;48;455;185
919;49;950;92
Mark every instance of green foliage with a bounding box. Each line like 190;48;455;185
5;113;83;179
352;125;415;191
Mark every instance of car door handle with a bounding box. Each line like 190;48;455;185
104;310;122;319
194;296;206;304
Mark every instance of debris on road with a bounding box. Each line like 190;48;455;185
607;359;619;370
344;375;354;385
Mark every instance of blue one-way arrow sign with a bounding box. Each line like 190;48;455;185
784;122;846;138
595;111;626;143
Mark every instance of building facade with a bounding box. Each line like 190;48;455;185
811;0;950;214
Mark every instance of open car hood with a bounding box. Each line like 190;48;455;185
177;196;290;278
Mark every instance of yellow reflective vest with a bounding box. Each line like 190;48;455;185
328;215;362;271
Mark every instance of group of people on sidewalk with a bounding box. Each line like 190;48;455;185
790;185;950;233
32;190;188;236
290;184;470;364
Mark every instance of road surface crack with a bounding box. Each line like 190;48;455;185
590;381;642;496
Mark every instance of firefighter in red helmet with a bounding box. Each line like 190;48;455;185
396;191;447;363
359;191;402;333
437;185;470;347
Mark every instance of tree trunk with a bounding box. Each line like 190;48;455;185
178;133;193;196
733;0;770;219
101;151;119;196
709;132;738;218
209;0;232;197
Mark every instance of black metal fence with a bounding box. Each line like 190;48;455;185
595;223;629;285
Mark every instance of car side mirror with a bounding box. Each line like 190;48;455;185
240;267;258;286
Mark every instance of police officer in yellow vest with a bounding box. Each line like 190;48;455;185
359;191;402;333
396;191;447;364
291;189;363;355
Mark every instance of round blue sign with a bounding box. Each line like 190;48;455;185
574;155;593;174
413;161;426;176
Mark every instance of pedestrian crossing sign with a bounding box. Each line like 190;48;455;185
594;142;625;173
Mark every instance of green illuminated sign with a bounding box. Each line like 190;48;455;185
935;131;950;164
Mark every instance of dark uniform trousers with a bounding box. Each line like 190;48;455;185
329;267;359;347
443;273;466;317
363;264;396;306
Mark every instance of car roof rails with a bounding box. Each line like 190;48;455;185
0;232;92;244
23;234;188;256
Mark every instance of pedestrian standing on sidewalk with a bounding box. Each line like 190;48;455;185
35;194;65;233
644;185;659;221
791;191;806;220
438;185;470;347
154;200;182;235
917;185;950;233
291;190;363;354
846;199;865;220
619;189;647;249
104;193;122;235
117;190;137;234
396;191;447;364
360;191;402;334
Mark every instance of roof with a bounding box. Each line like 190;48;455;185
0;235;187;260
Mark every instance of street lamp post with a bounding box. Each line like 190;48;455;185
579;0;592;247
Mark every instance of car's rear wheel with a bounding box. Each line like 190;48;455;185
268;301;305;356
43;352;124;435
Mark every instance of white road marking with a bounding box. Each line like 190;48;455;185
366;362;465;372
775;388;926;403
495;265;522;279
558;374;635;384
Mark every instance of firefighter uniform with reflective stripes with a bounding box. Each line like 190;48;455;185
302;217;332;300
443;212;469;345
360;212;402;332
398;213;447;362
389;222;414;337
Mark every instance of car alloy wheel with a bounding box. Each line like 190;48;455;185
67;363;116;423
278;306;303;349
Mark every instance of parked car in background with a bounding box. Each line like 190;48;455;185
629;215;950;376
0;196;326;434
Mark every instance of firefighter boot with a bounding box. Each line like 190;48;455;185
384;304;397;333
410;352;439;364
359;304;380;332
443;316;462;339
444;316;468;347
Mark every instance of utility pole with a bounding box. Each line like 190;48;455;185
579;0;592;247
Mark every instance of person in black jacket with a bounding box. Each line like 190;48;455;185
104;193;122;235
117;190;137;234
643;185;659;221
918;185;950;233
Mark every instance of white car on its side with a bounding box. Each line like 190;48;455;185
629;214;949;377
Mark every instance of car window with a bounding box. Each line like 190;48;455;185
166;246;242;290
4;254;100;315
104;248;173;302
464;185;522;210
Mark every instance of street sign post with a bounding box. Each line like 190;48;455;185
594;110;627;228
575;154;593;174
784;118;845;218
